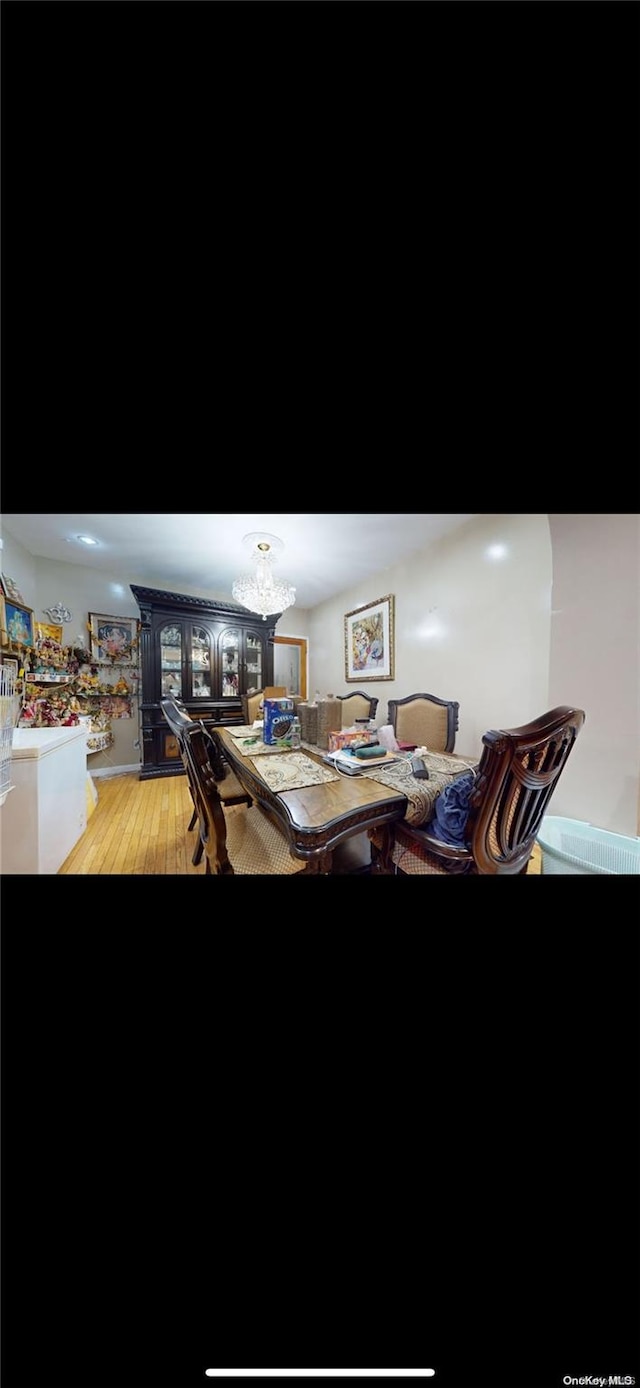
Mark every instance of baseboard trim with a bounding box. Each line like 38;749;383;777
90;764;142;779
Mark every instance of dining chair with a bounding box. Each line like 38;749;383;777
242;690;265;726
387;692;460;752
241;687;288;725
161;696;252;865
369;705;585;875
337;691;379;728
181;721;309;875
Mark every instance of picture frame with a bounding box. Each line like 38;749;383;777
344;594;395;682
0;653;19;680
1;598;35;649
35;621;64;646
89;612;138;664
0;574;26;605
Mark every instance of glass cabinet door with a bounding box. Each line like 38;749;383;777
160;624;182;699
191;625;212;699
245;634;263;692
220;630;240;698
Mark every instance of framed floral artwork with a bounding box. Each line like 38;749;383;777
89;613;138;664
1;598;35;649
344;594;395;682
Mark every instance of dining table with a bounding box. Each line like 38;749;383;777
216;726;479;875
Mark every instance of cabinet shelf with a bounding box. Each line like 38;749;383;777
27;675;71;684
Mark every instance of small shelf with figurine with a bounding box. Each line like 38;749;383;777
87;730;114;755
26;674;72;684
16;629;139;737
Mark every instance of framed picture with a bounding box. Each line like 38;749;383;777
0;574;26;605
344;594;395;682
1;598;35;649
89;612;138;664
35;621;64;646
0;653;19;680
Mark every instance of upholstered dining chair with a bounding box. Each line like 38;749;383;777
161;696;251;866
242;690;265;726
241;687;288;725
337;691;379;728
387;692;460;753
180;720;308;875
369;705;585;875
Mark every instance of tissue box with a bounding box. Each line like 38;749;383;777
263;698;295;745
327;728;376;752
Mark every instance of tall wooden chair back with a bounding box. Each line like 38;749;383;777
242;690;265;726
242;687;289;725
387;692;460;752
180;722;308;876
337;692;379;728
161;696;250;864
372;705;585;876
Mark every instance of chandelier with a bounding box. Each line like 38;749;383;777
231;533;296;620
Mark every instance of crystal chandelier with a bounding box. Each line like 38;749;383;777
231;533;296;620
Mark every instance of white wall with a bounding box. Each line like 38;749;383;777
547;513;640;835
306;512;639;837
307;512;552;753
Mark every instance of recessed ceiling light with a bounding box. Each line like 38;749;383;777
76;535;99;546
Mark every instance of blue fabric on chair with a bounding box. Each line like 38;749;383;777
423;770;475;847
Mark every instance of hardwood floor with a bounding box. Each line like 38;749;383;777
58;771;205;875
58;770;543;874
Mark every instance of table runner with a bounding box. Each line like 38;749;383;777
358;751;479;825
249;752;339;792
224;734;478;819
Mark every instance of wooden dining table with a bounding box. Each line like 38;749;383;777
216;726;408;874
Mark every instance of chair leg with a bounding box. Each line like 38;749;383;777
369;826;394;874
188;808;197;832
192;836;204;866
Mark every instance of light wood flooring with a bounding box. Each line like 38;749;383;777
58;770;543;874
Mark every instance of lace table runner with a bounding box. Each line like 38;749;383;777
249;752;339;791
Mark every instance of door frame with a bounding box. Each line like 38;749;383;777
273;635;308;699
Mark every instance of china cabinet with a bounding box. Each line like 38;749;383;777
130;584;281;779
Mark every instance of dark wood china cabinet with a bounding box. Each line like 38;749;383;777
130;584;281;779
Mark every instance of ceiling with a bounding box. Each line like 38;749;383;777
1;513;478;611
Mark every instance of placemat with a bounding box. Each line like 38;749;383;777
250;752;339;791
226;725;261;739
235;737;286;756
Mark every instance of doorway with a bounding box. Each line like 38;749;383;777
273;636;308;699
